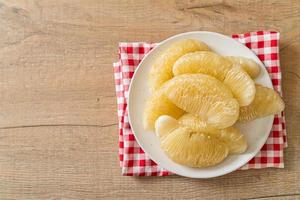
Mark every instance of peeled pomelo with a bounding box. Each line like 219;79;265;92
173;51;232;80
178;113;218;134
173;51;255;106
143;88;184;130
218;127;248;154
226;56;261;79
149;39;210;91
223;66;256;106
162;74;239;129
239;84;285;122
178;114;247;154
155;115;229;168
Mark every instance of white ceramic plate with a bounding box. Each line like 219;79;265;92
128;31;274;178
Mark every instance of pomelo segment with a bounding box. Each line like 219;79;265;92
143;89;184;130
162;74;239;129
155;115;229;168
173;51;255;106
226;56;261;79
149;39;210;91
179;114;247;154
239;84;285;122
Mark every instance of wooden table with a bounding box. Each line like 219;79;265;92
0;1;299;199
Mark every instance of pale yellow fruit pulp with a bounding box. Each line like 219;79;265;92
223;66;256;106
149;39;210;91
143;88;184;130
178;114;247;154
155;115;180;139
162;74;239;129
155;116;229;168
226;56;261;79
173;51;256;106
239;84;285;122
218;127;248;154
178;113;218;134
173;51;232;80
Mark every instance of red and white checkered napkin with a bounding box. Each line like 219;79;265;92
113;31;287;176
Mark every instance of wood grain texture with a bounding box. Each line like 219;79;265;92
0;0;299;199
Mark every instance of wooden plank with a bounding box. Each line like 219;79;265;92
246;195;300;200
0;0;299;199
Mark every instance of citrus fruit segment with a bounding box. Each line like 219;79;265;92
149;39;210;91
178;113;218;134
218;127;247;154
173;51;232;80
162;74;239;129
143;89;184;130
155;115;180;139
173;51;256;106
178;114;247;154
226;56;261;78
239;84;285;122
223;66;256;106
155;115;229;168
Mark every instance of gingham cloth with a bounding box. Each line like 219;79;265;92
113;31;287;176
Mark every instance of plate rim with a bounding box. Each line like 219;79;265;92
128;31;274;178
